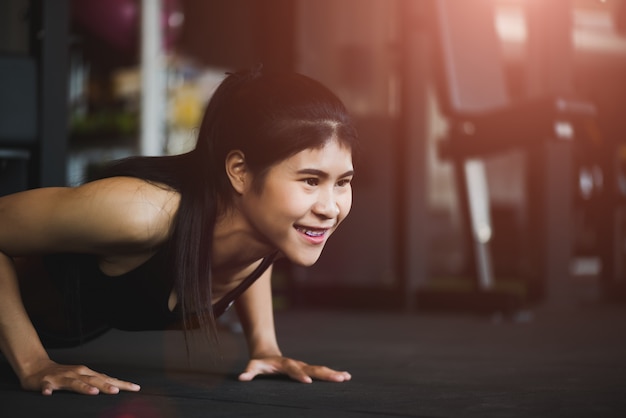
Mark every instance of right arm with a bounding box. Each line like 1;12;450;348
0;252;56;392
0;178;175;395
0;253;136;395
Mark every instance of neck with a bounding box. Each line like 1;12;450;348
212;208;275;271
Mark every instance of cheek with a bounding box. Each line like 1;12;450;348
272;188;311;218
337;192;353;221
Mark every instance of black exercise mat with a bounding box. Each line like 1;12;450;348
2;305;626;417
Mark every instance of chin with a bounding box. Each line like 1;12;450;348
299;259;319;267
288;250;324;267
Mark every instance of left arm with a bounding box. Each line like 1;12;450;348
234;265;281;359
234;265;351;383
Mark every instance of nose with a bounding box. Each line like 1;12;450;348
313;187;340;219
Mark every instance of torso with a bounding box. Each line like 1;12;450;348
93;249;265;312
25;247;274;336
15;176;275;339
98;252;158;277
96;250;179;310
86;177;267;312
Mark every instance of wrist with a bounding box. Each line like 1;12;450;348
244;327;281;358
14;350;52;381
250;349;282;359
248;340;282;359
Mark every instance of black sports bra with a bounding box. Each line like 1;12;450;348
43;250;277;333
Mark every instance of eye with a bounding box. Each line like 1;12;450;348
303;178;319;186
337;178;352;187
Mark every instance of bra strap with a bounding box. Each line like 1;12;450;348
212;252;278;318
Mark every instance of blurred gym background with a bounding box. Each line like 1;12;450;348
1;0;625;317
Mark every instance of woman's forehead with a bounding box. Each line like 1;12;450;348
281;140;353;171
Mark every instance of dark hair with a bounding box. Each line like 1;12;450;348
97;66;358;343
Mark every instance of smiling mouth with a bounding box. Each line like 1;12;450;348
294;225;328;237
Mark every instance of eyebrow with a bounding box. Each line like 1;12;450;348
297;168;355;179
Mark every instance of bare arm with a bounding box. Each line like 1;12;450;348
234;265;351;384
234;266;281;359
0;253;50;386
0;178;177;394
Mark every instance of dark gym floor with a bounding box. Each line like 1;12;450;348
2;285;626;418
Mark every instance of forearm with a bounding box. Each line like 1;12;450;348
0;252;50;381
234;267;281;358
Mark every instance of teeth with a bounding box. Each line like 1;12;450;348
296;226;325;237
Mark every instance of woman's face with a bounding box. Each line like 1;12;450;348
241;138;354;266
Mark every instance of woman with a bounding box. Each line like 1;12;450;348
0;67;357;395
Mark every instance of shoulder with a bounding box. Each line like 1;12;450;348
0;177;180;256
78;177;181;248
79;176;179;212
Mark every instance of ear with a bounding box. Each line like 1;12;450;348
225;150;249;195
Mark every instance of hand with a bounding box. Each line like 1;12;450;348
20;358;141;395
238;356;351;384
